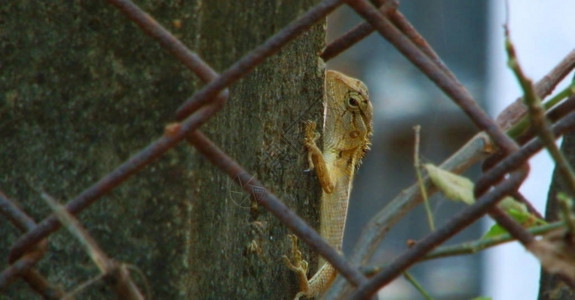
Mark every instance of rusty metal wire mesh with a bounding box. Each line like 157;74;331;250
2;0;575;298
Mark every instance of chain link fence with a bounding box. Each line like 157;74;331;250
2;0;575;298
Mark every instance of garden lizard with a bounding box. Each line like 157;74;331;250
283;70;373;299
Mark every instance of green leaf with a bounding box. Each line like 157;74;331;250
423;164;547;239
482;197;547;239
424;163;475;205
482;223;508;239
498;196;527;213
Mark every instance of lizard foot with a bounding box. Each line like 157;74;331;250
282;234;311;299
302;120;334;194
303;121;320;172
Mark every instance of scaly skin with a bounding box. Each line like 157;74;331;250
283;70;373;299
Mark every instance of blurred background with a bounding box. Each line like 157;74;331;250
326;0;575;299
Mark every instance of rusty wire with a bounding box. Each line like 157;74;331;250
349;108;575;298
8;0;346;263
0;192;64;298
346;0;519;155
349;170;528;299
187;131;367;286
173;0;345;120
3;0;575;298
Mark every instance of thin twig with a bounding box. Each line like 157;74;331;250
425;221;563;261
497;49;575;131
360;221;563;271
403;272;434;300
487;206;535;246
326;133;493;299
558;194;575;236
505;27;575;197
41;192;144;300
345;0;518;156
349;170;527;299
507;82;575;139
413;125;434;231
330;110;575;298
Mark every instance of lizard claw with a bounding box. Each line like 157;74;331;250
283;234;309;273
287;71;372;300
303;121;319;172
303;121;320;145
282;254;307;273
283;234;311;297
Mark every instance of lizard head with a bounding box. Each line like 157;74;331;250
325;70;373;159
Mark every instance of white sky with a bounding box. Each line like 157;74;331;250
486;1;575;299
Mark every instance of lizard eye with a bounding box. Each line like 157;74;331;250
346;91;363;110
347;96;359;108
348;97;358;106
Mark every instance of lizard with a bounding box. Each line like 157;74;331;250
283;70;373;299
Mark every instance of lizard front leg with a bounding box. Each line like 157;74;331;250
304;121;334;194
284;71;372;299
282;121;338;299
